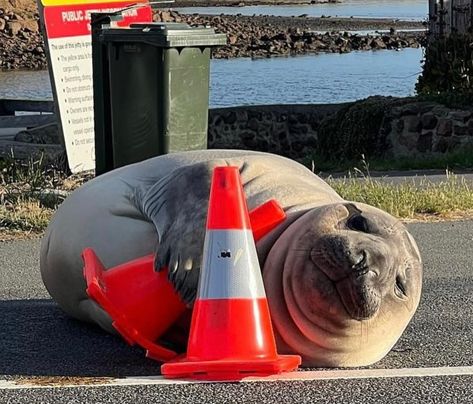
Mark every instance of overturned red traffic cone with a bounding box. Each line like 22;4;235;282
83;250;185;362
83;198;287;363
161;166;301;381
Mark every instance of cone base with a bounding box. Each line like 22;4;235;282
161;355;301;381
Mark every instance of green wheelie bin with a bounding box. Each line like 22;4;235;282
92;20;226;174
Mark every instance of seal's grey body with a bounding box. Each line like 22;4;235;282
41;150;423;367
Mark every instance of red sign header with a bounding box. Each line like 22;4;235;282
44;2;152;38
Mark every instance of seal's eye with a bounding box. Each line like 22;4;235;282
395;275;407;298
347;215;370;233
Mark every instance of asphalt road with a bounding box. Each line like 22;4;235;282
1;219;473;403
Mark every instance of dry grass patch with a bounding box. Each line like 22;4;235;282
1;155;473;236
13;375;114;387
328;171;473;220
0;156;91;234
0;199;54;232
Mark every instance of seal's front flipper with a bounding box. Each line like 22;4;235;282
139;161;227;305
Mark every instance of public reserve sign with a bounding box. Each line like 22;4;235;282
37;0;152;173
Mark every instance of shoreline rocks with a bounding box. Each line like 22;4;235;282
157;11;426;59
172;0;340;6
0;7;46;70
0;1;426;71
154;10;426;59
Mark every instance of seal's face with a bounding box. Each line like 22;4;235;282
263;202;423;367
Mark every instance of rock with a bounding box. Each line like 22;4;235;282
160;11;172;22
0;7;425;70
416;132;432;152
453;124;469;136
421;112;438;130
19;30;28;40
228;35;238;45
400;104;421;116
467;119;473;135
370;37;386;49
15;123;61;145
247;117;260;131
405;115;422;133
449;110;471;123
433;138;449;153
6;20;21;35
437;119;453;137
398;131;418;150
19;18;37;32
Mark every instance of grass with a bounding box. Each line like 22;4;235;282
309;148;473;173
0;154;472;236
324;157;473;220
0;155;91;235
326;165;473;220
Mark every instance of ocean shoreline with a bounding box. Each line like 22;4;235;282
171;0;340;6
0;1;425;70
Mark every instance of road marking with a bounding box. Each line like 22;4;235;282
2;366;473;390
245;366;473;382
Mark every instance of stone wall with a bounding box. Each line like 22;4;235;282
388;101;473;155
9;96;473;165
207;97;473;161
208;104;345;160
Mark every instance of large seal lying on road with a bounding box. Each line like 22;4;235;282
40;150;423;367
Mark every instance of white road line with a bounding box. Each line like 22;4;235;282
244;366;473;382
1;366;473;390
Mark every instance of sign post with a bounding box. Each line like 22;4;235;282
37;0;152;173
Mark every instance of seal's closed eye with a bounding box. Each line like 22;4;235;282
395;274;408;298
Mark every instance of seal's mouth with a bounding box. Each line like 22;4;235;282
310;253;382;321
335;276;381;320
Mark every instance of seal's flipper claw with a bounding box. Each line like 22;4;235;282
155;247;172;272
169;253;179;274
154;255;164;272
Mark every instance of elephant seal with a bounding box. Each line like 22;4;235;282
40;150;423;367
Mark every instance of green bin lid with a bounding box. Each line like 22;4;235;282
100;22;227;47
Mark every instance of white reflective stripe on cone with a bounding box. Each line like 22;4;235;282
198;229;266;300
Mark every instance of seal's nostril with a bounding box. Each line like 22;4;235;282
351;250;369;273
347;214;370;233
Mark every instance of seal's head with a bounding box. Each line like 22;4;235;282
263;202;423;367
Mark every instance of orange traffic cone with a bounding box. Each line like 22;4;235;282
83;199;287;363
161;166;301;381
83;250;185;361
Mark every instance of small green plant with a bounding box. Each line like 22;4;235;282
417;34;473;95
